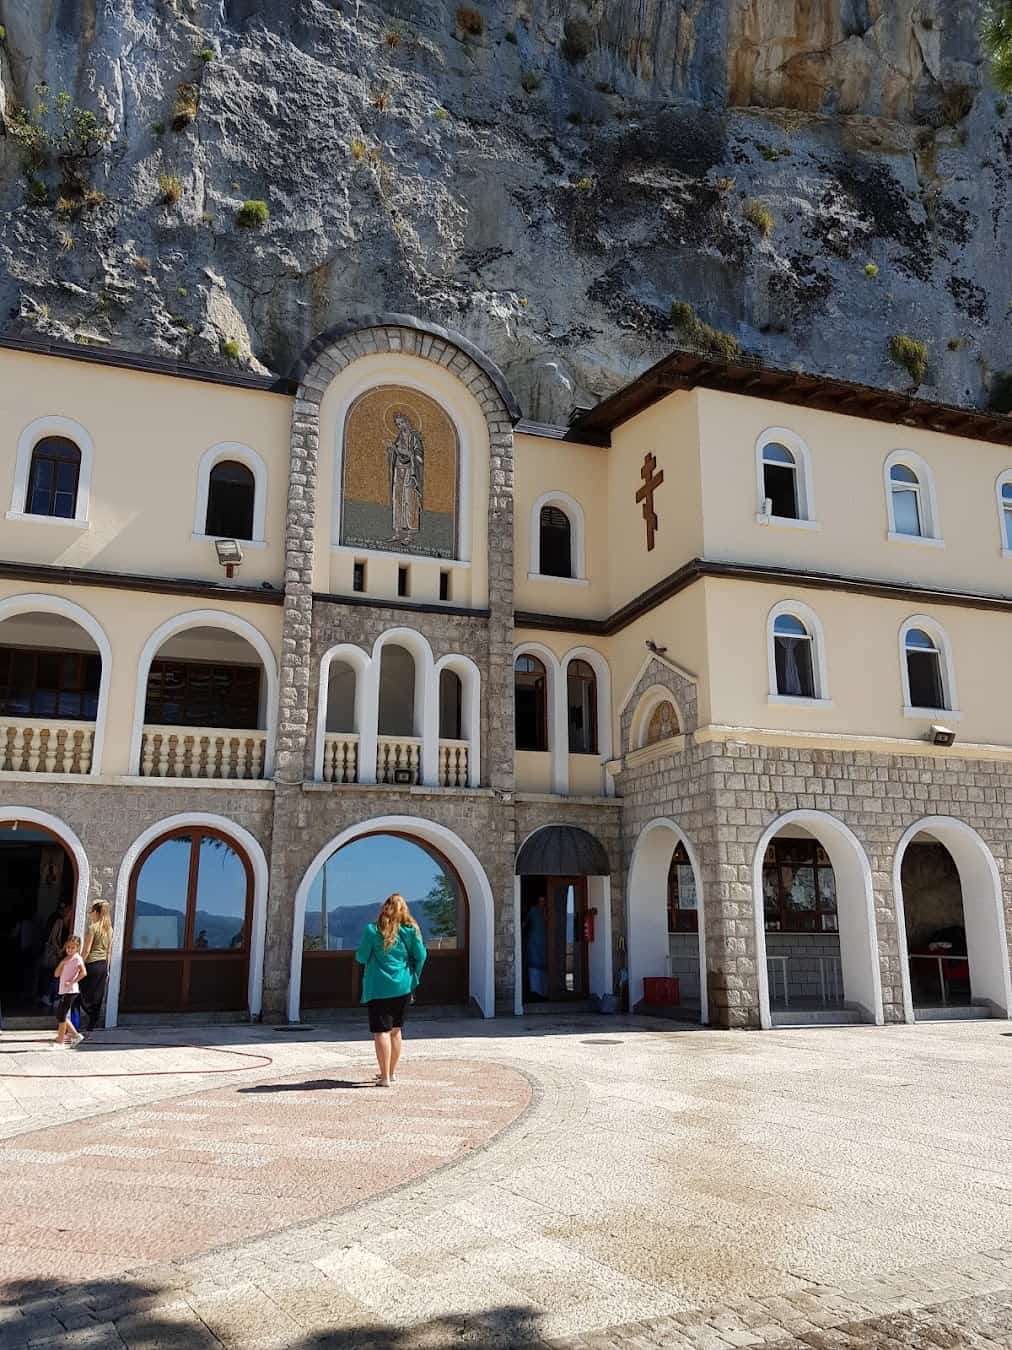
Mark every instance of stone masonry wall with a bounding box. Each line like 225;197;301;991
0;779;275;921
619;734;1012;1029
263;322;516;1018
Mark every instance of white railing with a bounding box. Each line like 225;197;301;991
438;738;470;788
322;733;359;783
376;735;422;785
0;718;95;774
140;725;267;780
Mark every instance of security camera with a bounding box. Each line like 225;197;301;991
930;725;956;747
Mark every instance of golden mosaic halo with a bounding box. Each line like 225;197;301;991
383;403;422;439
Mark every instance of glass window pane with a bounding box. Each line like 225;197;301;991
817;867;837;910
304;834;464;952
908;650;944;709
1004;506;1012;550
132;836;191;949
676;864;697;909
892;487;921;535
762;443;795;465
763;463;798;519
773;615;807;637
1002;483;1012;502
783;865;816;910
890;464;919;484
193;835;249;950
905;628;935;651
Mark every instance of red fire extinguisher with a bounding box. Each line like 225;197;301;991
582;909;596;943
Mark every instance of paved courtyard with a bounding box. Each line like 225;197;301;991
2;1015;1012;1347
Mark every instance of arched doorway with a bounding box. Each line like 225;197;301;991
299;832;468;1011
121;827;254;1014
626;819;706;1024
514;825;613;1011
0;815;83;1022
894;818;1011;1021
753;811;882;1028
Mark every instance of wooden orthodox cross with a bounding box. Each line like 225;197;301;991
635;452;664;551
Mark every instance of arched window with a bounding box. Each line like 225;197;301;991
439;667;463;741
205;460;255;540
539;505;573;578
27;437;81;519
566;658;598;754
761;443;799;520
998;476;1012;554
885;451;940;543
772;614;815;699
904;627;946;711
124;827;253;1013
667;842;698;933
889;464;923;537
515;655;548;751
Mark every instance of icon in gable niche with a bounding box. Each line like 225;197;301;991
341;385;458;558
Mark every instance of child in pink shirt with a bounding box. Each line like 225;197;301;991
53;936;86;1049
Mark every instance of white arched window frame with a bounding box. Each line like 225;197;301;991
996;471;1012;559
313;643;371;781
0;593;113;774
766;600;831;707
8;415;94;528
514;641;566;794
365;627;436;785
129;609;280;777
754;428;818;531
884;449;942;547
529;490;588;584
899;615;959;720
562;646;614;796
434;653;482;787
192;442;268;548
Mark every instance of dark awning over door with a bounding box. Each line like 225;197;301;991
515;826;611;877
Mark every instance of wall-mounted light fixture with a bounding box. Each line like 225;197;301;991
214;537;244;579
930;724;956;747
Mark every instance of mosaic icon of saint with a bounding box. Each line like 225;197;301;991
387;411;424;543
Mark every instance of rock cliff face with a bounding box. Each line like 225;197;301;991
0;0;1007;420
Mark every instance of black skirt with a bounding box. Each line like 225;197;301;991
367;995;410;1033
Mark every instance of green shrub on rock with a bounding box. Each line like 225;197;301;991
236;199;269;229
889;335;929;386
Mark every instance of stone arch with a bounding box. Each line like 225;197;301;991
0;806;91;936
628;683;684;752
752;810;882;1029
276;319;518;786
892;816;1011;1021
626;818;707;1023
107;812;270;1029
288;815;496;1021
619;653;698;751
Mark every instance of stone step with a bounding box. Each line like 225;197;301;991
772;1007;865;1027
913;1004;992;1021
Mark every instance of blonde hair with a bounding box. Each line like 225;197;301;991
376;893;418;950
65;934;82;953
90;899;113;943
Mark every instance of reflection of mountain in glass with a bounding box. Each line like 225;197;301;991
303;878;460;952
135;899;243;949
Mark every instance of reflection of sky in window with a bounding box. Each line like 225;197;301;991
133;837;189;948
305;835;458;952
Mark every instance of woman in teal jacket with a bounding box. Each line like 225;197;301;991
355;893;427;1087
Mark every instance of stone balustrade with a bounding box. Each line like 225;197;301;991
438;738;470;788
376;735;422;785
0;718;95;774
321;733;360;783
140;725;267;780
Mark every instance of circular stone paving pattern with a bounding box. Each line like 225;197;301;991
0;1057;531;1290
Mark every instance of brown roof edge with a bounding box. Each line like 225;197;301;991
571;349;1012;449
0;333;297;395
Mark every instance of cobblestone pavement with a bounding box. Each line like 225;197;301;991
2;1016;1012;1347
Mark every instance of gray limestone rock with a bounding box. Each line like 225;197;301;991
0;0;1008;421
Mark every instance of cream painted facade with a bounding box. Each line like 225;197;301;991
1;320;1011;1031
